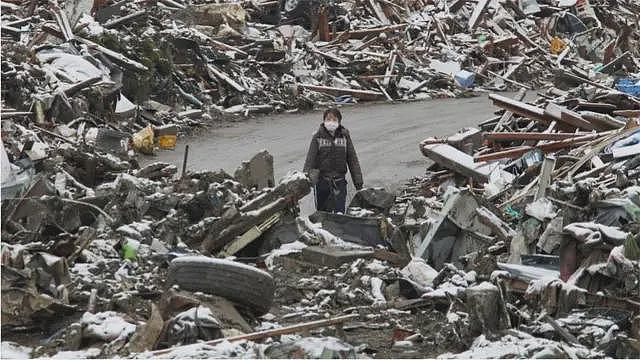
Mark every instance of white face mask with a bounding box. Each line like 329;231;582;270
324;121;339;132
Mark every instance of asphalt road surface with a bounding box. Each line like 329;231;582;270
146;96;498;214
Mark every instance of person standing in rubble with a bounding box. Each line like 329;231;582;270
303;108;363;213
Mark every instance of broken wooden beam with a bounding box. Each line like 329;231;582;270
335;24;406;40
368;0;390;24
474;133;608;162
0;111;33;119
468;0;489;30
206;64;246;92
489;93;547;123
300;84;384;101
382;51;397;87
485;132;585;142
580;111;626;130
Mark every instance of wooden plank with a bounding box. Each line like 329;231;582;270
536;121;557;146
486;70;532;90
335;24;406;40
489;93;547;123
207;64;246;92
485;132;584;142
317;6;330;41
103;9;146;28
312;48;349;65
580;111;626;130
300;84;384;101
468;0;489;30
599;51;631;74
406;79;429;95
560;108;596;131
210;39;249;56
382;51;397;87
148;314;358;356
544;103;596;130
535;156;556;200
543;103;563;122
591;156;605;168
433;16;450;48
613;110;640;118
475;133;607;162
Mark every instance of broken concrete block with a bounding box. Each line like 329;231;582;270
465;282;502;335
301;246;374;267
188;3;246;30
234;150;275;190
349;187;396;214
419;143;496;183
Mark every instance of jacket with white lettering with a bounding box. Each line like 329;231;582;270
303;124;363;188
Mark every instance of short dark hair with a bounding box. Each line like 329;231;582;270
323;108;342;122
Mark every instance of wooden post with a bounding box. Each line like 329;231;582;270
181;145;190;179
318;6;330;41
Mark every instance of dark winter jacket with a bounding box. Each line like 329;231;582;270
303;124;363;188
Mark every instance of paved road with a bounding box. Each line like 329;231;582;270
145;96;497;214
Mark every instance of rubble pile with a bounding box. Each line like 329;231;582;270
382;76;640;356
2;0;639;126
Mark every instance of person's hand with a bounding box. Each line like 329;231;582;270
355;183;363;191
308;169;320;185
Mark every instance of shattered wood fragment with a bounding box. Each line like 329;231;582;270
103;10;147;28
493;88;527;132
368;0;390;24
475;207;516;241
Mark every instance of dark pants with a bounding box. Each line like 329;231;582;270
315;177;347;213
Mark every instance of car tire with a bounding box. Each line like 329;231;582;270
167;256;275;315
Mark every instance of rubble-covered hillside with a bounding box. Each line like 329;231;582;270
2;0;640;358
